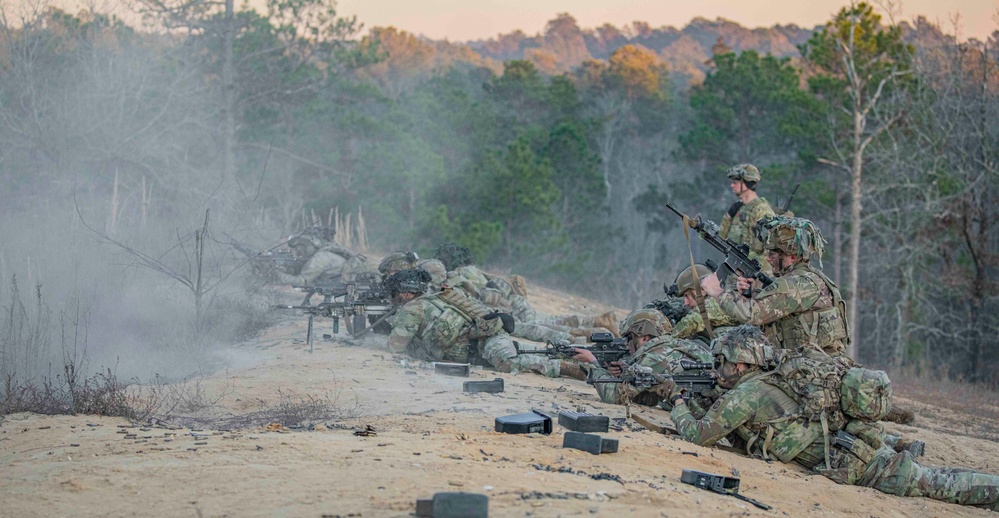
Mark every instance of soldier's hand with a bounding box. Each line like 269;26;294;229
700;273;723;297
620;384;641;402
736;276;753;292
653;379;682;401
572;348;598;364
607;360;625;377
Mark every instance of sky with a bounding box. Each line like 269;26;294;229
9;0;997;42
330;0;998;42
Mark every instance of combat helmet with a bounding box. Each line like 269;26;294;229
760;216;825;263
383;269;432;296
620;308;671;339
378;251;419;277
711;325;777;368
434;242;474;271
416;258;447;287
725;163;761;183
669;263;714;296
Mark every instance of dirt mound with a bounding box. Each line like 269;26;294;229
2;285;997;517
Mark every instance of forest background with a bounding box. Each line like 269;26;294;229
0;0;996;397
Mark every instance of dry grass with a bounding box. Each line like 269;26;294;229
891;372;999;442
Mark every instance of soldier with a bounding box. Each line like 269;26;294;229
720;163;776;257
274;232;362;286
384;270;586;379
700;216;849;358
580;309;712;408
378;251;419;280
667;264;742;342
650;326;999;511
435;242;619;335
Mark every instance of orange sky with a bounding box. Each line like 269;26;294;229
10;0;997;42
331;0;997;42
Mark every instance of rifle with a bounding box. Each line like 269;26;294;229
645;297;690;327
589;362;716;392
514;332;629;367
665;203;774;296
273;278;396;348
777;183;800;215
225;233;301;277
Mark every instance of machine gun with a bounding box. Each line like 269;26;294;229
226;234;301;278
273;276;396;349
589;362;717;392
514;332;629;367
665;203;774;297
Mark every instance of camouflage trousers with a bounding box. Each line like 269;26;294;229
824;446;999;510
512;322;575;344
478;333;561;378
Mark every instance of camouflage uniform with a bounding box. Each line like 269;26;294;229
669;298;742;341
275;241;359;286
719;197;776;256
670;370;999;510
387;287;562;377
719;163;776;257
715;216;850;358
589;336;711;405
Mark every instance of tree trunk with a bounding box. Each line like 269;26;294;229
847;107;864;361
222;0;236;180
833;187;844;285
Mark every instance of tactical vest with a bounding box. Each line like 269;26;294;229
723;197;771;246
418;289;503;362
763;263;850;357
730;375;826;464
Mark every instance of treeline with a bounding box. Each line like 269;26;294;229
0;2;996;384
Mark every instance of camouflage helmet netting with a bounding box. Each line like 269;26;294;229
711;325;776;367
673;263;714;295
621;308;671;338
378;251;419;275
725;163;761;182
761;216;826;264
434;242;474;271
384;269;432;296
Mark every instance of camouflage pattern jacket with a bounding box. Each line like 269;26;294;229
589;336;711;405
669;298;742;340
720;197;775;256
387;289;502;363
672;370;999;509
275;242;359;286
715;262;850;357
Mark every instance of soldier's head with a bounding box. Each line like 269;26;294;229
711;325;777;388
726;163;761;198
670;263;714;309
287;234;321;259
384;269;432;304
378;251;419;279
416;258;447;292
620;309;671;353
759;215;825;274
434;243;474;271
305;225;335;243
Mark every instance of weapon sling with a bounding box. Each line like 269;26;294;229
682;215;714;340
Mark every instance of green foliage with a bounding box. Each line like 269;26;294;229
679;50;817;166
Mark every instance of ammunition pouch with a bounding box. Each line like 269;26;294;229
484;312;515;334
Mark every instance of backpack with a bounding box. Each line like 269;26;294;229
769;349;893;425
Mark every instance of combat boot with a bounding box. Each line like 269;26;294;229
559;361;587;381
892;438;926;457
883;403;916;425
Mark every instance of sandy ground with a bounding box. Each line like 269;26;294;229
2;283;998;517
